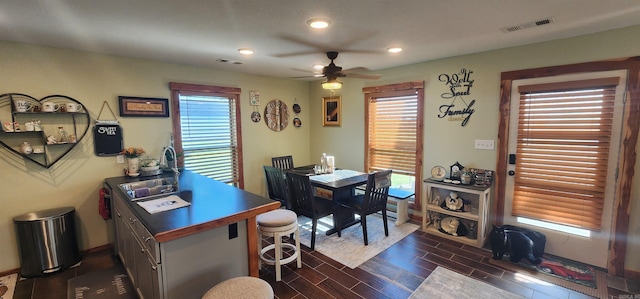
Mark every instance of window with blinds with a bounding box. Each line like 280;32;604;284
178;94;241;185
513;77;618;231
170;82;243;188
367;95;418;175
364;81;424;205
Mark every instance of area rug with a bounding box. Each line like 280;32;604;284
297;214;419;269
489;256;608;299
67;265;136;299
409;266;524;298
0;273;17;299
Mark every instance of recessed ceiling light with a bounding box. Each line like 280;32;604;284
238;48;254;55
387;47;403;53
307;18;331;29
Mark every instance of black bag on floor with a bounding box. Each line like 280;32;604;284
490;224;546;264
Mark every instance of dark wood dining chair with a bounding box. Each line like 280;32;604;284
286;172;335;250
336;169;393;245
263;165;291;210
271;155;294;170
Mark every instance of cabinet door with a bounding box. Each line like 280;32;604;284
114;206;127;264
134;237;161;299
125;228;138;285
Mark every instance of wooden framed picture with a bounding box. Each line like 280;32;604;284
322;96;341;126
118;96;169;117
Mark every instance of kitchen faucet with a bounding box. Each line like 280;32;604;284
160;144;179;189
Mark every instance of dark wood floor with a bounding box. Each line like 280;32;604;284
12;226;639;299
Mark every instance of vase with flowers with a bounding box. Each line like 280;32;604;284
120;147;145;175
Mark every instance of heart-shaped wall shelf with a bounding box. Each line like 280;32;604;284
0;93;90;168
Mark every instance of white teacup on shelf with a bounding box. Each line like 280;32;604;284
42;102;60;112
65;103;83;112
13;100;34;112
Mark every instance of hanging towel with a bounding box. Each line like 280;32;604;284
99;188;111;220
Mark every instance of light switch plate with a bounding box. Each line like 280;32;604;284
475;139;495;150
116;155;124;164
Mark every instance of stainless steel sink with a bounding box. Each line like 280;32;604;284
118;178;178;201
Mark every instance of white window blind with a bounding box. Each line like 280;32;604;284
179;94;240;185
513;77;618;230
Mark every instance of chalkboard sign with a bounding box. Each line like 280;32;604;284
94;124;123;156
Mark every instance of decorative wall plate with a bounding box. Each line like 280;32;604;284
293;103;301;114
251;111;261;122
293;117;301;127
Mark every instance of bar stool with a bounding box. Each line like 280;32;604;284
201;276;273;299
257;209;301;281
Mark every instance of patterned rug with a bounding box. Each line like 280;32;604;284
297;214;419;268
0;273;17;299
409;267;523;298
67;265;135;299
489;256;608;298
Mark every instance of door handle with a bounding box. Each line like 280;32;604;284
508;170;515;176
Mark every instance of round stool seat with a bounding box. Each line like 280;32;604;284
257;209;297;227
202;276;273;299
257;209;301;281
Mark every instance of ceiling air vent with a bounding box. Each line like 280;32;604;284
501;17;555;33
216;58;243;65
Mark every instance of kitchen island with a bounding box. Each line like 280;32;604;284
104;169;280;299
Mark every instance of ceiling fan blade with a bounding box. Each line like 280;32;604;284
290;68;324;79
345;73;381;80
274;50;322;58
342;67;381;79
343;67;371;73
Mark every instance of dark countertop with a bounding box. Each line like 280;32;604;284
105;169;280;243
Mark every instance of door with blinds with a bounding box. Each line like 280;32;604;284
504;70;626;268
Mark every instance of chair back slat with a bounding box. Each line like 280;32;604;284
264;165;290;209
272;155;294;170
362;170;392;213
286;172;317;218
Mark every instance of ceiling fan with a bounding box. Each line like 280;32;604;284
313;51;381;89
320;51;381;79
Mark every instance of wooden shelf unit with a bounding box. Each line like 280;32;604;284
422;179;491;248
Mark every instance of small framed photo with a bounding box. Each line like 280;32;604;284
118;96;169;117
322;96;341;126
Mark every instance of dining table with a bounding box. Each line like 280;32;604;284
288;165;369;235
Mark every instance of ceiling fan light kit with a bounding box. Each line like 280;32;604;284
322;77;342;90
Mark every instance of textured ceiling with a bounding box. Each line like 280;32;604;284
2;0;640;79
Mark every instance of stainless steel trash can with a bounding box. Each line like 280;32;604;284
13;207;81;277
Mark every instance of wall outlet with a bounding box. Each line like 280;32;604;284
475;139;495;150
116;155;125;164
